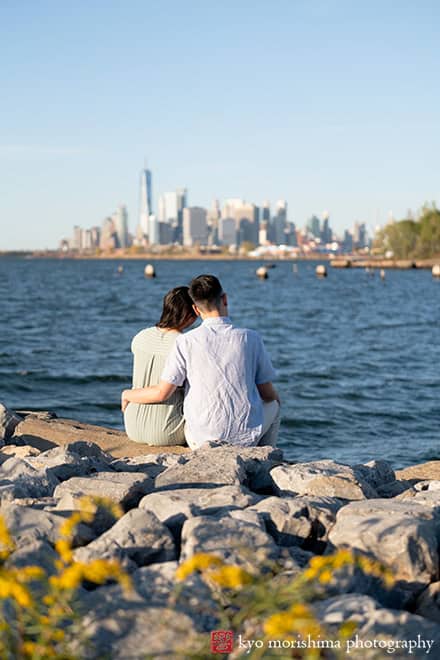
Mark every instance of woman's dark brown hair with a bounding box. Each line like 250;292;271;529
156;286;196;330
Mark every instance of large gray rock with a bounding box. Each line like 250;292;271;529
110;453;187;478
328;500;439;586
248;496;312;547
0;403;21;445
353;460;395;490
270;460;378;500
139;485;260;534
78;561;218;634
26;441;113;481
5;540;58;576
53;472;153;510
314;594;440;658
180;514;278;569
135;563;218;630
0;456;59;498
193;442;284;492
0;445;41;464
83;606;199;660
415;582;440;623
376;479;414;498
249;495;343;549
0;502;96;549
0;503;64;546
74;509;176;570
155;449;247;490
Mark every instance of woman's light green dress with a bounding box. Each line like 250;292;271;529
124;326;186;446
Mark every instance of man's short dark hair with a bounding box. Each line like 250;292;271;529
189;274;224;311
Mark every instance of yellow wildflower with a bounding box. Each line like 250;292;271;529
21;641;37;656
55;538;73;563
51;563;84;591
309;555;327;570
265;603;322;638
289;603;313;618
332;549;353;569
0;577;33;607
18;565;45;581
264;611;297;637
318;569;333;584
208;565;253;589
0;516;15;559
51;629;65;642
176;553;224;580
78;495;123;520
339;621;357;638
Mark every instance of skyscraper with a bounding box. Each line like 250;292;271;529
113;204;129;248
148;214;159;245
273;200;288;245
183;207;208;246
139;168;153;239
157;188;187;243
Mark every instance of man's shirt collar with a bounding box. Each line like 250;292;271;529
201;316;231;325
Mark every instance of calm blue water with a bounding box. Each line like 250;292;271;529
1;257;439;469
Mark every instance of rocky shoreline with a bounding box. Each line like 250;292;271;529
1;404;440;658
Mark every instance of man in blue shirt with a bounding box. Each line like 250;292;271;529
121;274;280;448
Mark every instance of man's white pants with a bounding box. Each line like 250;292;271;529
258;400;280;447
185;400;281;449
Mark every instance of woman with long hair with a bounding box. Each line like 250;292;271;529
124;286;196;445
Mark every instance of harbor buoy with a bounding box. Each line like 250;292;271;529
117;265;124;274
380;269;386;280
315;264;327;278
144;264;156;278
432;264;440;278
292;264;298;274
256;266;268;279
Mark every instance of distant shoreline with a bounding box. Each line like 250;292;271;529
1;251;439;269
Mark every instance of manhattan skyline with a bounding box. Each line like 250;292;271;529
1;1;439;250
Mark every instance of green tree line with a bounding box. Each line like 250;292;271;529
374;204;440;259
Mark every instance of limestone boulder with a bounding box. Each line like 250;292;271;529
155;450;247;490
194;442;284;492
376;479;414;498
314;594;440;658
5;540;58;576
26;441;113;481
0;503;64;546
0;502;97;549
83;606;199;660
180;514;278;569
396;461;440;482
74;509;176;569
78;560;218;634
0;403;21;445
139;485;260;535
270;460;378;500
328;500;439;586
0;456;59;498
249;495;343;550
0;445;41;464
248;496;312;547
110;453;187;478
53;472;153;510
352;460;395;490
415;582;440;623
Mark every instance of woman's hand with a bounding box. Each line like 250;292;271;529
121;389;131;412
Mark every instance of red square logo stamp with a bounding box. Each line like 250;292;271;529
211;630;234;653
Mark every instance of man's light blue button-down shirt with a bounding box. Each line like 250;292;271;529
161;317;276;448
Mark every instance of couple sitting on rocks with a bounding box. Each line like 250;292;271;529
122;274;280;449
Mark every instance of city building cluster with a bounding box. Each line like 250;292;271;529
60;165;370;255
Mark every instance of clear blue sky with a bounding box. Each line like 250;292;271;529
1;0;439;249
